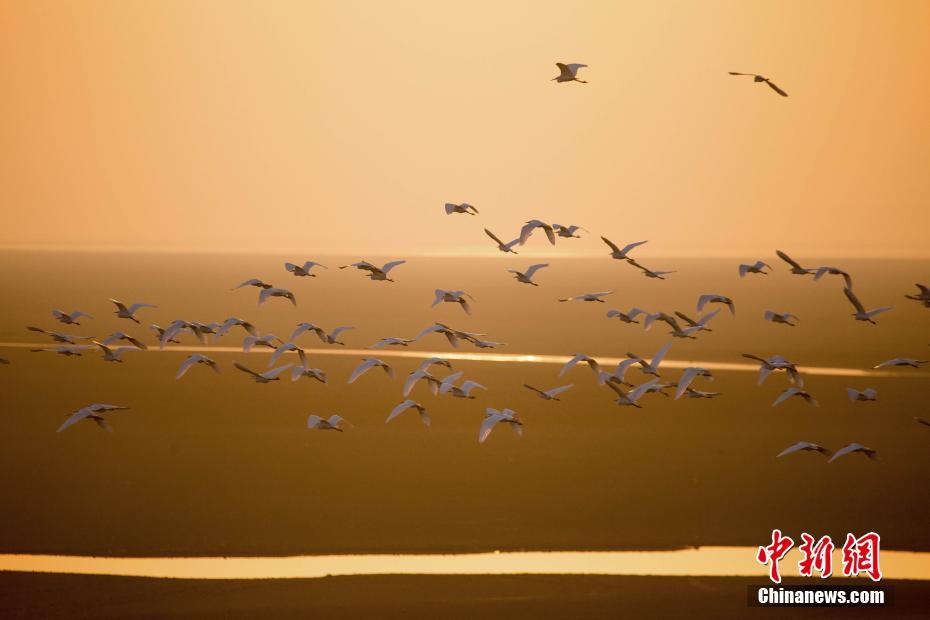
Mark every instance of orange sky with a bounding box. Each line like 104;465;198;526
2;0;929;257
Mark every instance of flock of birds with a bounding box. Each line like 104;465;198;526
10;64;930;458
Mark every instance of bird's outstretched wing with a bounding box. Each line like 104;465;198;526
843;287;866;313
776;250;803;270
764;79;788;97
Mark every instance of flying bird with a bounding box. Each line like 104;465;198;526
291;365;327;383
403;369;442;397
92;341;140;363
518;220;556;246
291;323;353;345
560;353;601;377
914;417;930;428
109;299;156;324
26;326;94;344
904;284;930;307
764;311;799;327
627;343;673;377
438;371;487;399
479;408;523;442
307;414;346;431
31;345;92;356
777;442;832;458
339;260;407;282
606;307;648;324
775;250;816;275
151;324;182;344
57;403;129;433
828;443;877;463
739;261;771;277
843;288;892;324
101;332;147;350
243;334;283;352
415;357;453;373
553;224;586;238
605;378;661;408
847;388;877;402
597;358;639;387
347;358;394;384
233;362;292;383
216;317;258;339
258;287;297;307
269;342;307;368
285;261;327;277
697;294;735;315
601;237;647;261
484;228;520;254
728;72;788;96
432;289;474;314
386;400;430;427
444;202;478;215
552;62;588;83
52;309;92;326
873;358;928;369
234;278;272;290
523;384;573;401
814;266;853;289
674;367;714;400
176;354;220;379
742;353;800;385
559;291;613;303
626;259;675;280
773;386;819;407
508;263;548;286
368;337;416;349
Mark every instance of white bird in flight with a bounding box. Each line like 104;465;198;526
764;311;799;327
523;384;573;401
347;358;394;384
233;362;292;383
150;324;181;344
93;341;140;363
176;354;220;379
560;353;601;377
627;342;673;377
109;299;156;324
904;283;930;307
508;263;548;286
58;403;129;433
52;309;92;326
386;400;430;427
101;332;147;350
674;367;714;400
773;385;819;407
484;228;520;254
291;323;353;345
601;237;647;261
31;345;92;356
828;443;877;463
846;388;877;402
597;358;639;387
243;334;283;352
438;371;487;399
403;369;442;397
728;72;788;96
553;224;586;238
627;259;675;280
339;260;406;282
234;278;272;290
843;288;892;324
559;291;613;303
738;261;771;277
285;261;327;277
216;317;258;339
444;202;478;215
369;336;415;349
291;365;327;383
258;287;297;307
26;326;94;344
432;290;474;314
814;266;853;289
518;220;557;246
307;414;345;432
606;308;648;324
873;358;927;369
479;408;523;443
697;294;735;316
269;342;307;368
742;353;800;385
775;250;816;276
605;378;660;408
776;442;831;458
552;63;588;83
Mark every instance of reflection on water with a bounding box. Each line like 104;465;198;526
1;547;928;580
0;342;914;379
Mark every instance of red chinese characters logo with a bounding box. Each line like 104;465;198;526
756;529;794;583
798;533;834;578
757;530;881;582
842;532;882;581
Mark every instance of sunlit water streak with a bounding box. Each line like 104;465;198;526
0;342;918;379
0;548;928;580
